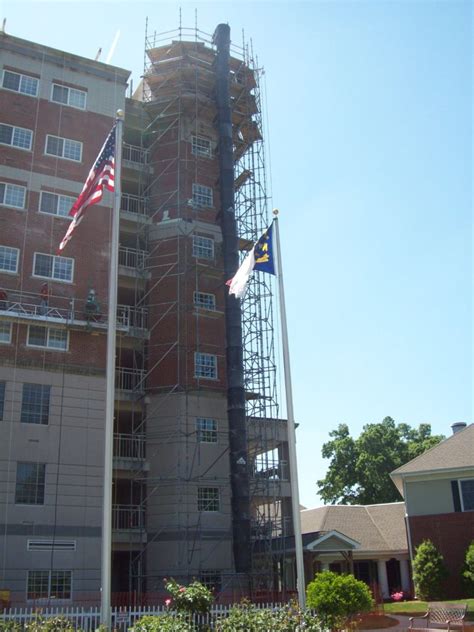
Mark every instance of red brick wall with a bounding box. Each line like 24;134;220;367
409;511;474;597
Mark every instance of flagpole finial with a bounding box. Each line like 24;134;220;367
273;208;279;216
116;109;124;119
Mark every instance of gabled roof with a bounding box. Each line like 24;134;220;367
300;502;407;553
391;423;474;477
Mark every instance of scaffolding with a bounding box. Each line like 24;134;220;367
113;21;294;601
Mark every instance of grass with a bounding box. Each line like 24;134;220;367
384;599;474;619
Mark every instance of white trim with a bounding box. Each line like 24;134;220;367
193;291;216;310
0;245;20;274
0;123;33;151
194;351;218;380
1;69;39;97
0;321;12;344
50;83;87;110
26;325;69;351
306;529;360;552
26;569;73;602
44;134;83;162
32;252;75;283
38;191;75;219
0;182;27;209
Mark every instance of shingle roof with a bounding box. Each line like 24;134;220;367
300;502;407;553
391;423;474;476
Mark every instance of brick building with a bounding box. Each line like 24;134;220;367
0;25;295;606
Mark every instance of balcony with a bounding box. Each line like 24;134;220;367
117;304;148;331
115;367;146;400
122;143;149;172
121;193;149;222
112;504;146;544
251;459;291;499
113;432;149;472
118;247;149;284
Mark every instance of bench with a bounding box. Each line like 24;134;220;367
409;603;468;632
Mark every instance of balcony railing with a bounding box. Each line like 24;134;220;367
253;459;289;481
121;193;147;216
117;304;148;330
118;246;147;270
113;433;145;460
112;504;145;530
122;143;148;165
115;367;146;392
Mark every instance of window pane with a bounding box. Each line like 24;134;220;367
0;246;19;272
39;192;58;214
0;322;12;344
193;236;214;259
0;124;13;145
192;184;213;208
461;480;474;511
46;136;63;157
50;571;72;599
69;88;86;109
2;71;20;91
198;487;219;511
57;195;75;217
52;256;73;281
28;326;48;347
34;253;53;277
52;84;68;104
63;139;81;161
192;136;211;158
4;184;26;208
21;383;50;425
20;75;38;96
196;417;217;443
194;292;215;310
12;127;32;150
27;571;49;600
195;353;217;379
15;462;45;504
48;329;68;350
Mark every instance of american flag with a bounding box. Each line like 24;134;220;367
59;124;116;251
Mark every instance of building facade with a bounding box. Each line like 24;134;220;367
0;25;294;606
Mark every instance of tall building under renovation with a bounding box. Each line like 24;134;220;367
0;23;295;606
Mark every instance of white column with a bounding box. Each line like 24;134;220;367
377;559;389;599
399;558;411;592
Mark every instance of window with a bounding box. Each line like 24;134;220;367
191;136;212;158
194;292;216;311
0;246;19;273
15;462;45;504
27;570;72;601
27;326;68;351
2;70;39;96
0;183;26;209
198;487;220;512
21;384;51;425
45;135;82;162
39;191;75;217
192;184;213;208
195;353;217;379
0;123;33;150
0;381;5;421
33;253;74;282
51;84;87;110
0;322;12;344
199;571;222;592
196;418;218;443
460;479;474;511
192;236;214;260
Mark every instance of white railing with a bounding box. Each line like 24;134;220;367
115;367;146;392
117;304;148;330
118;246;147;270
112;504;145;531
113;433;145;460
122;143;148;165
253;459;289;481
121;193;147;216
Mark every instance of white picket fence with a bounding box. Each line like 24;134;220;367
0;602;286;630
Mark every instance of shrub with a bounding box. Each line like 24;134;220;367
131;613;194;632
306;571;373;631
412;539;448;600
214;599;320;632
164;578;213;615
462;540;474;596
0;618;78;632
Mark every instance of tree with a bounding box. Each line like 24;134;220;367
462;540;474;596
317;417;444;505
306;571;373;631
412;539;448;600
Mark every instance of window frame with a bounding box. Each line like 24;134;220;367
15;461;46;505
21;383;51;425
192;236;214;260
39;191;75;218
27;569;72;602
33;252;74;283
196;417;218;444
45;134;82;162
2;70;39;97
194;352;218;380
0;245;20;274
0;182;27;209
191;136;212;159
192;183;213;209
0;123;33;151
459;478;474;512
193;291;216;311
27;325;69;351
0;321;12;345
197;486;220;512
51;83;87;110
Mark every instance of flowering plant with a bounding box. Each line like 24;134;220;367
164;578;214;615
391;591;404;602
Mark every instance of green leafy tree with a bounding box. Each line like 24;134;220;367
317;418;444;504
412;539;448;600
164;578;214;615
462;540;474;595
306;571;373;631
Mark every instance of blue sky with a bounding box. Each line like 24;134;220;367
2;0;472;507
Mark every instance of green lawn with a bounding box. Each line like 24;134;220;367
384;599;474;619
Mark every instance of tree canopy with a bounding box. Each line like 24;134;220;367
317;417;444;505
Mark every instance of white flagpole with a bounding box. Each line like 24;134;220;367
101;110;124;628
273;209;306;609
